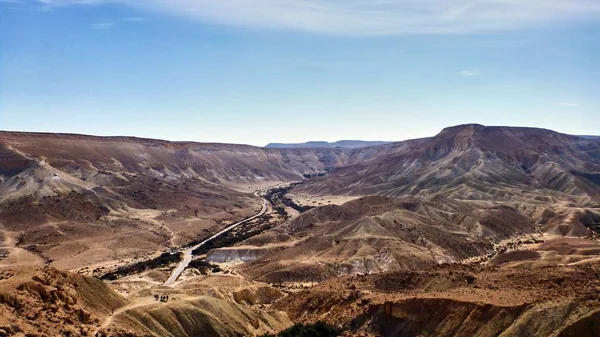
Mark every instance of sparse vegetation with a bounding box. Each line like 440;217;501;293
267;183;314;214
100;252;182;280
302;171;328;179
188;259;221;274
192;215;274;255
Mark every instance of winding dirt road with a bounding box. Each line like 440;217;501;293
93;296;157;335
163;192;268;286
0;230;45;267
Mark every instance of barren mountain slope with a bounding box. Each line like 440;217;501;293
235;195;544;281
112;295;290;337
215;126;600;283
2;127;600;336
300;124;600;206
0;131;351;189
0;132;352;269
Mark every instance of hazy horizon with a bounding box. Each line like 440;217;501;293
2;122;599;148
1;1;598;146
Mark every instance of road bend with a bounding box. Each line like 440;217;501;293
163;192;268;286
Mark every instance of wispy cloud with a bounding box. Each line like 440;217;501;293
460;70;482;77
554;102;581;108
39;0;106;4
36;0;600;35
122;16;148;22
91;21;114;30
89;17;148;32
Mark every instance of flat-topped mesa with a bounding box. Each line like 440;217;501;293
431;124;583;154
0;130;266;151
429;123;486;152
297;124;600;204
0;130;356;187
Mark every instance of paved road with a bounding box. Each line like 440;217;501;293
163;192;268;286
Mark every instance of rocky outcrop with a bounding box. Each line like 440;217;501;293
233;286;284;305
0;267;127;336
369;298;596;337
272;263;600;337
206;247;270;264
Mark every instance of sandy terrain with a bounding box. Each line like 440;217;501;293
235;195;547;282
221;180;292;193
287;192;361;207
164;193;268;286
0;230;45;267
0;265;289;337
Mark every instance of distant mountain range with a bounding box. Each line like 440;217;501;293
264;140;394;149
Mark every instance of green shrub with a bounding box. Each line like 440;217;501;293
100;252;182;280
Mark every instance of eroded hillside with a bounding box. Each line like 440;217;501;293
273;263;600;337
0;266;290;337
235;195;542;281
0;132;351;270
300;124;600;206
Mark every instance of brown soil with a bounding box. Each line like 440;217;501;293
0;266;127;336
274;263;600;337
235;195;542;281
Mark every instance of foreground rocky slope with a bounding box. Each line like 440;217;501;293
0;266;127;336
0;266;291;337
114;295;289;337
274;263;600;337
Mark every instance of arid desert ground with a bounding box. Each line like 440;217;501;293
1;125;600;336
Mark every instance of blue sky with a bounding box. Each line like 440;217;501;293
1;0;599;145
